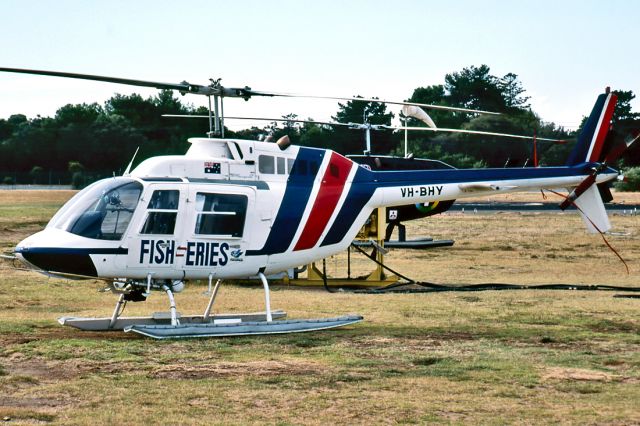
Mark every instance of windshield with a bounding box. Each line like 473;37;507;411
49;177;143;240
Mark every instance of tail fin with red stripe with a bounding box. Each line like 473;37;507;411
560;89;623;233
566;89;617;166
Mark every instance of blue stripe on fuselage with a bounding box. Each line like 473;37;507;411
321;163;602;247
246;147;325;256
369;164;591;185
252;158;603;252
321;166;376;247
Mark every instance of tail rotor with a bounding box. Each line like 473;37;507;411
560;129;639;211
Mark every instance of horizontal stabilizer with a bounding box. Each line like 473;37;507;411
572;184;611;233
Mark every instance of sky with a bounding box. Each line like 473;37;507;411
1;0;638;133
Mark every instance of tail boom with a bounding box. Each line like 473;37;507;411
370;166;617;208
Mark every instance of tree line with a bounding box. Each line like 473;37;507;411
0;64;638;187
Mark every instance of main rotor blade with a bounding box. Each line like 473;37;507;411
0;67;196;92
389;126;567;142
164;114;566;142
162;114;347;127
0;67;504;115
248;90;501;115
0;67;282;100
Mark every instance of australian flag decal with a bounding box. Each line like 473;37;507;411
204;162;221;174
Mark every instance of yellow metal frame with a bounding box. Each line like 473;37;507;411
288;207;398;288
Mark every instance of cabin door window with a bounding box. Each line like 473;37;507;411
194;193;248;238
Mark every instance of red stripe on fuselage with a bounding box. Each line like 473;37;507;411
589;93;617;162
293;152;353;251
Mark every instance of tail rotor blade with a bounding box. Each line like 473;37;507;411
560;172;598;210
603;130;640;163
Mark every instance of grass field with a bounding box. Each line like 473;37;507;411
0;190;638;424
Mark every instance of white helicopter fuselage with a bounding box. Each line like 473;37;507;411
15;136;617;281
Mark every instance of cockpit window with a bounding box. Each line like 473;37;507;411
49;178;143;240
140;190;180;235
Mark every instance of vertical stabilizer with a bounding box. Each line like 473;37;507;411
566;91;617;166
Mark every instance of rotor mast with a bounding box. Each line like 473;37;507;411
206;78;225;138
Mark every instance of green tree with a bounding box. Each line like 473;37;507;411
7;116;58;173
29;165;44;184
55;103;102;126
611;90;640;166
91;114;147;174
403;66;570;167
266;113;303;145
68;161;85;189
7;114;27;129
405;85;460;129
299;121;333;149
68;161;84;174
444;65;506;113
615;167;640;191
444;65;531;115
612;90;639;125
499;73;531;110
105;93;159;126
331;97;395;154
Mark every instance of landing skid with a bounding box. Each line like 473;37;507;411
58;310;287;331
124;315;363;339
58;272;363;339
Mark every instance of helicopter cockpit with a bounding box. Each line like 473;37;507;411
47;177;143;241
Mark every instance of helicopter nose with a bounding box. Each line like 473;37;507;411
15;229;100;277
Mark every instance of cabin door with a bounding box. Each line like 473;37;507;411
182;184;256;276
125;183;187;276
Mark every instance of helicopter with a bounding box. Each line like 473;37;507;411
0;67;633;339
164;102;567;248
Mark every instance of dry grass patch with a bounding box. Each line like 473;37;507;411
0;190;76;205
0;190;639;424
542;367;620;382
150;359;325;379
